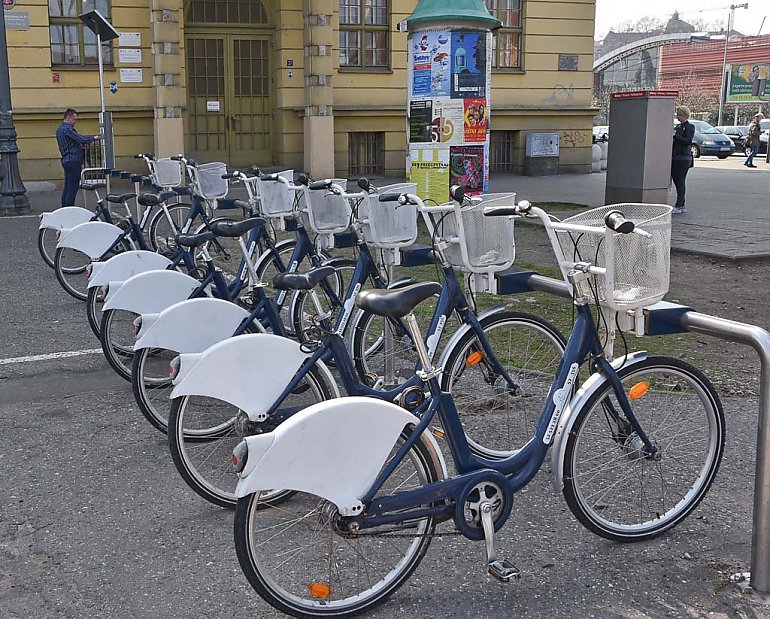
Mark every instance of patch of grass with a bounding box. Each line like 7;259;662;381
530;202;590;212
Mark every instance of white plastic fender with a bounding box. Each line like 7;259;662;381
235;396;421;516
134;298;251;353
170;334;319;422
549;351;648;493
39;207;93;231
88;251;172;289
57;221;124;259
102;269;201;315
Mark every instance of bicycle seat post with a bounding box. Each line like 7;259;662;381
402;312;439;381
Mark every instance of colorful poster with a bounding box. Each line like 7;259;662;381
431;99;464;145
463;98;487;143
450;32;487;99
409;100;433;143
727;64;770;103
449;146;484;196
410;31;451;98
409;147;450;205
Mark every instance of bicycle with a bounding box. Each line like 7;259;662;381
165;191;566;509
227;199;725;618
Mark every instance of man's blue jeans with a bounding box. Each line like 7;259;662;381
61;159;82;208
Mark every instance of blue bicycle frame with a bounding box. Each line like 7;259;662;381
355;301;657;529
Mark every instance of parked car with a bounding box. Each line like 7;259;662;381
716;125;749;155
686;120;735;158
760;119;770;155
592;125;609;142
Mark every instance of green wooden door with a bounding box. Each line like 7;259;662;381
186;34;272;166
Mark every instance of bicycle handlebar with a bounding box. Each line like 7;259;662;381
134;153;155;160
378;192;403;203
309;179;332;191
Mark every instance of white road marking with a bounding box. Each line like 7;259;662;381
0;349;102;366
1;214;39;220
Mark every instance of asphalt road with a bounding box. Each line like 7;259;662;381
1;211;769;618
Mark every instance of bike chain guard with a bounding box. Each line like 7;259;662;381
453;470;512;541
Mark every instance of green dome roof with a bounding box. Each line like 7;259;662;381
406;0;501;30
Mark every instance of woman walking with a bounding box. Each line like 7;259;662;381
671;105;695;215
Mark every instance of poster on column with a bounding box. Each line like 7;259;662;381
410;32;451;98
409;100;433;142
409;147;450;204
449;146;484;196
450;31;487;99
463;98;487;143
431;99;463;145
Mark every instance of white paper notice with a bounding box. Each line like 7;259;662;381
118;32;141;47
118;48;142;64
206;101;221;112
119;68;143;83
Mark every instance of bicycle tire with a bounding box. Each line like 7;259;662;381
562;355;725;542
147;202;193;253
53;241;130;302
289;258;356;346
440;310;567;459
233;428;441;618
86;285;106;339
99;307;138;381
168;364;336;509
37;227;58;268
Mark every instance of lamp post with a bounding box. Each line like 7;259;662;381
0;4;30;216
717;3;749;128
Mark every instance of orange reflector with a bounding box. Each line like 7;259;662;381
307;582;332;599
628;381;650;400
466;351;483;367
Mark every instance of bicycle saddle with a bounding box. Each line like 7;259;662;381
355;282;442;319
272;265;337;291
138;193;161;207
175;230;216;248
209;217;265;238
79;181;106;191
106;192;137;204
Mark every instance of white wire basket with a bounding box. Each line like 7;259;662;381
191;162;229;200
148;158;184;189
300;179;351;236
257;170;295;218
555;203;672;311
360;183;418;248
434;193;516;275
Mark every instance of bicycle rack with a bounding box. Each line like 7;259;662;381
496;266;770;597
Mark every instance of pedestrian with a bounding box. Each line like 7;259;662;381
671;105;694;215
56;108;100;208
744;113;764;168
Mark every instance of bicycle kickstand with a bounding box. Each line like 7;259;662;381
480;502;520;583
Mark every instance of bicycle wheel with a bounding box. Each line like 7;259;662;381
131;346;178;434
99;307;138;381
290;259;356;346
440;311;566;459
54;242;129;302
233;429;441;618
254;239;300;335
37;227;58;268
147;202;192;253
86;284;106;339
168;365;336;509
562;356;725;542
352;300;442;385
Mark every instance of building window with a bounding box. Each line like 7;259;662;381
490;130;515;172
484;0;524;70
339;0;389;70
49;0;113;67
349;131;384;176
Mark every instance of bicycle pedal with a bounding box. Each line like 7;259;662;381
488;559;520;583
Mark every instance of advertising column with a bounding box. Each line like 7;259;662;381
405;0;499;204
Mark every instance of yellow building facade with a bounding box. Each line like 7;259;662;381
7;0;596;182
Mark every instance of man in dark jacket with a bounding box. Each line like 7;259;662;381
56;108;100;208
671;105;695;214
744;113;764;168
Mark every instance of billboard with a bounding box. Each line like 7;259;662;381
727;64;770;103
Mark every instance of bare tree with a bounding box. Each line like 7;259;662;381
613;15;665;33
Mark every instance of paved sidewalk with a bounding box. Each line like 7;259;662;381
16;156;770;260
